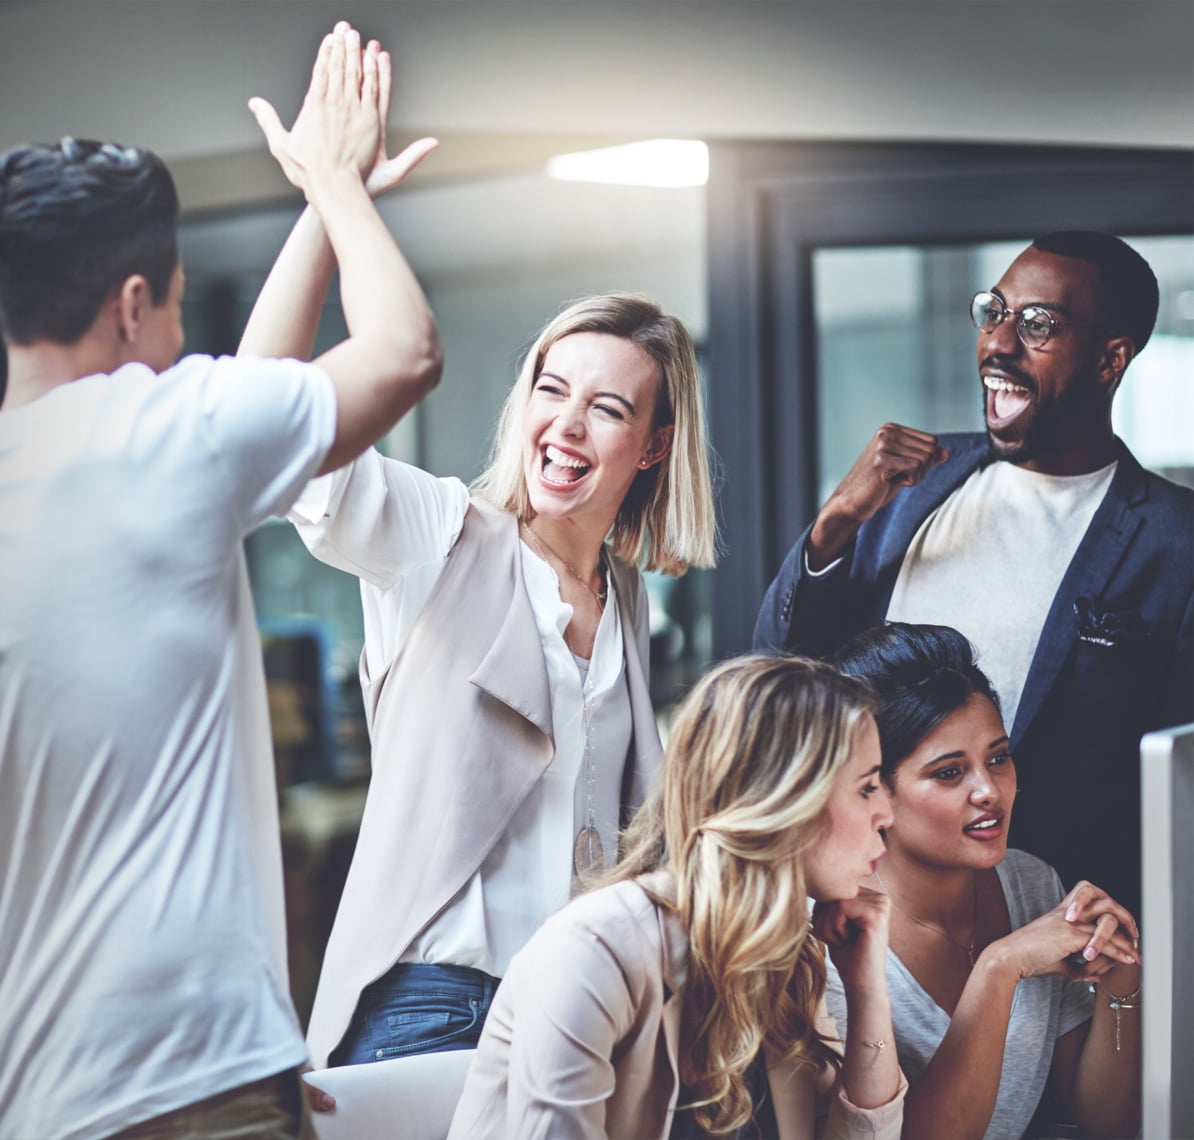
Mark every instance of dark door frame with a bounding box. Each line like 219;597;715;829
706;139;1194;657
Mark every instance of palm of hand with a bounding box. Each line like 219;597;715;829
249;25;383;192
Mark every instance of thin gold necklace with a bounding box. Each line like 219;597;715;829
521;519;607;607
875;866;978;966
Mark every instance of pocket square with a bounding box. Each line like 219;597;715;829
1073;596;1149;648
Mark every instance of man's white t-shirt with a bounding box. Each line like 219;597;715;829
885;459;1116;731
0;354;336;1139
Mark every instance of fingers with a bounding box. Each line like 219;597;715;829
387;137;440;179
827;422;943;525
303;1079;336;1114
1064;881;1140;942
325;23;347;99
810;900;844;945
1060;920;1138;972
874;423;939;452
838;884;891;925
378;47;393;122
309;31;334;101
362;39;380;110
364;137;439;198
343;25;363;100
871;424;944;488
247;98;287;152
1080;911;1137;965
360;41;380;161
1067;945;1134;984
811;890;891;948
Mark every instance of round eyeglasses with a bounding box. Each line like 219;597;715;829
970;292;1058;349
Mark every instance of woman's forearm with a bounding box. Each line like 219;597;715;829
238;205;336;362
839;980;901;1111
1068;965;1141;1138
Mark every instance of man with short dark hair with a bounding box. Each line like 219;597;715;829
755;231;1193;915
0;25;441;1139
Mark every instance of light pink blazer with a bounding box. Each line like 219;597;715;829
448;874;906;1140
305;500;662;1068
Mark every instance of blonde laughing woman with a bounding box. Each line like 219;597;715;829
238;80;718;1087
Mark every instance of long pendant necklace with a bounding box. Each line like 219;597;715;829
573;697;604;882
521;519;607;607
520;517;606;879
875;866;979;966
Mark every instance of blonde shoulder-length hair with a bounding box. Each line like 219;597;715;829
470;294;717;576
609;654;875;1135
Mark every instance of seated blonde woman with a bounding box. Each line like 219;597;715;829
830;623;1141;1140
448;655;907;1139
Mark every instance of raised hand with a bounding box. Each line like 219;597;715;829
361;41;439;197
830;423;946;522
807;423;947;567
248;22;382;195
237;23;443;474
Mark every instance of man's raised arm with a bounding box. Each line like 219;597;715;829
243;23;442;475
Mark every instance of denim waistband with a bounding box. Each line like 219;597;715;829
371;961;501;1002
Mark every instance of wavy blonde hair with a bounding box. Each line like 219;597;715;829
470;294;717;575
610;655;875;1135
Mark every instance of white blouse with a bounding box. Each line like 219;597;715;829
290;448;635;977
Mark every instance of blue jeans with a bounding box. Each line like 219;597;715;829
329;963;500;1065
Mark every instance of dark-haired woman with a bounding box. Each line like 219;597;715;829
829;623;1141;1140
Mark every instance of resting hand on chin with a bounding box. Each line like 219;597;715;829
812;886;891;994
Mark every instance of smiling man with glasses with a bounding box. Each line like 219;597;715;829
755;230;1193;923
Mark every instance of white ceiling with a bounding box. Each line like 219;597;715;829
3;1;1189;310
2;1;1191;205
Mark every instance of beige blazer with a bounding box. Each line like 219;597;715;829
306;500;662;1068
448;874;906;1140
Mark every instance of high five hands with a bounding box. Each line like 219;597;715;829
248;22;437;203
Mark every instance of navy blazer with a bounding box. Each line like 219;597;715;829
754;433;1194;913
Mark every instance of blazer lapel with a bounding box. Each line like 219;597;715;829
469;547;554;741
1012;444;1146;743
609;556;663;809
657;896;689;1121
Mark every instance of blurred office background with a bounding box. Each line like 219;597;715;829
2;0;1191;1024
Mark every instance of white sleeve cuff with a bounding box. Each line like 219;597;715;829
804;545;844;578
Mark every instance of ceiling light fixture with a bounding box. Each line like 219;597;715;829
546;139;709;188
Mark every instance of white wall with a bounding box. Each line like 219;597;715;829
2;1;1191;171
5;0;1189;480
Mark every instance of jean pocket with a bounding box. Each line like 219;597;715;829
375;996;482;1058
